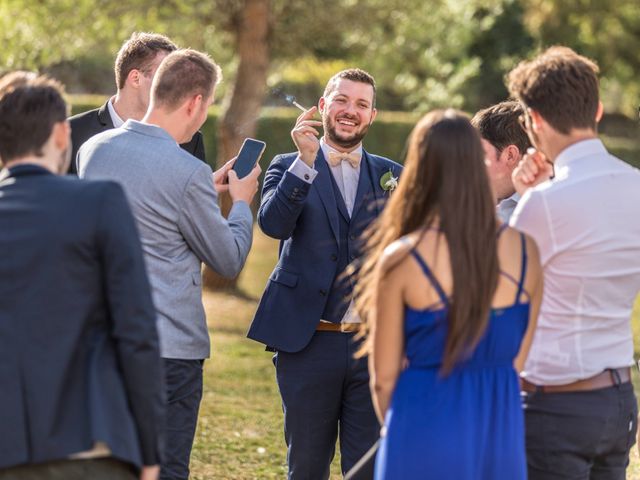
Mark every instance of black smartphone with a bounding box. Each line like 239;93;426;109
232;138;266;178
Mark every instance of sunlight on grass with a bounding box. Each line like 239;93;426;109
190;227;640;479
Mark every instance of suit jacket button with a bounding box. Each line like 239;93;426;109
293;187;299;193
319;289;327;296
330;254;337;261
349;234;356;240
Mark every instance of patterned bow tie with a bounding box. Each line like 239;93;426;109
327;150;362;168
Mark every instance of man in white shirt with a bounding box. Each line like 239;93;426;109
472;101;530;223
508;46;640;480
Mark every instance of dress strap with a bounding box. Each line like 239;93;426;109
409;250;449;307
515;232;528;303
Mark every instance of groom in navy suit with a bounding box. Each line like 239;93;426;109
248;69;402;479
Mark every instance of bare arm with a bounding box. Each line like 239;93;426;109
514;235;543;372
369;247;407;424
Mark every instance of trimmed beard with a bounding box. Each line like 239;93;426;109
323;115;371;150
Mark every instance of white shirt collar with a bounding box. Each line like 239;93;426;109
554;138;607;169
107;96;125;128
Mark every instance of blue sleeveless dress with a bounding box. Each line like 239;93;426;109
374;233;529;480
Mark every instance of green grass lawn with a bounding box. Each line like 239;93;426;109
192;227;640;479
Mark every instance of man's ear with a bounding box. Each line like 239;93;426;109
126;69;141;89
529;109;544;133
370;107;378;125
53;121;71;152
318;97;326;114
186;94;203;117
501;144;520;167
595;100;604;123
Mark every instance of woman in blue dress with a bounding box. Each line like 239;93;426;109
354;110;543;479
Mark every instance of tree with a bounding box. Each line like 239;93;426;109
203;0;271;290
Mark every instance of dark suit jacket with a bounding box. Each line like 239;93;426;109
0;165;164;470
248;150;402;352
68;100;206;174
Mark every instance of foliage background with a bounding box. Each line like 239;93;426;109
3;0;640;115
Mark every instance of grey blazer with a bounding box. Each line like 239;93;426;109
78;120;253;359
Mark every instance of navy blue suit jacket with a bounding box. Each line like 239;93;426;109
0;165;164;470
248;150;402;352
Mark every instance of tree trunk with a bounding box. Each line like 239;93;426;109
203;0;271;291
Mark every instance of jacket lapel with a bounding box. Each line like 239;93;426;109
352;150;390;218
312;150;340;244
98;101;115;129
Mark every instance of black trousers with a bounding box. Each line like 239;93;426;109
161;358;204;480
524;381;637;480
0;458;137;480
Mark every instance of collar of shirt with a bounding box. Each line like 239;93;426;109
554;138;606;170
320;138;363;165
123;119;177;144
107;96;125;128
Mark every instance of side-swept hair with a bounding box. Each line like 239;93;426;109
115;32;177;90
151;49;222;112
471;101;531;154
507;46;600;134
323;68;377;107
0;72;68;163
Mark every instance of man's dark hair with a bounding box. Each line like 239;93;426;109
114;32;177;90
323;68;377;107
471;101;531;154
507;46;600;134
151;49;222;111
0;72;68;164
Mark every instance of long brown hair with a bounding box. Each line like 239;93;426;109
355;109;499;374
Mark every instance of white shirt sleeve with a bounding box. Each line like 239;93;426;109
287;156;318;184
510;189;556;266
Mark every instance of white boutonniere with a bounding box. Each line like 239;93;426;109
380;170;398;193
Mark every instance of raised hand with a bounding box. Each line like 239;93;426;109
512;148;554;196
291;106;322;167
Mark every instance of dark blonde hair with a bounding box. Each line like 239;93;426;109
151;49;222;112
355;109;499;374
507;46;600;134
115;32;177;90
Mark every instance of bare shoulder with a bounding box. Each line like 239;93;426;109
378;236;416;278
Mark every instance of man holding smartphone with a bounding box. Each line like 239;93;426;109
78;49;260;480
249;68;402;479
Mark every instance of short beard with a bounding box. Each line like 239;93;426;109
323;116;370;150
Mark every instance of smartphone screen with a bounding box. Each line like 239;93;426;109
233;138;266;179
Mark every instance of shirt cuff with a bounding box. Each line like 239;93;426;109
287;156;318;184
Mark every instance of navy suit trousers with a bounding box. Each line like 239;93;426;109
275;331;379;480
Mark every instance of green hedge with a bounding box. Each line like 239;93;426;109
71;100;640;171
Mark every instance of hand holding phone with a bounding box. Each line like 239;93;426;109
233;138;266;178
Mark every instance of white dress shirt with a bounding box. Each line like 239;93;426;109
106;96;125;128
511;139;640;385
497;192;520;223
288;139;363;323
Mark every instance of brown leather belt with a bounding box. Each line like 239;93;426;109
316;322;362;333
521;367;631;394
